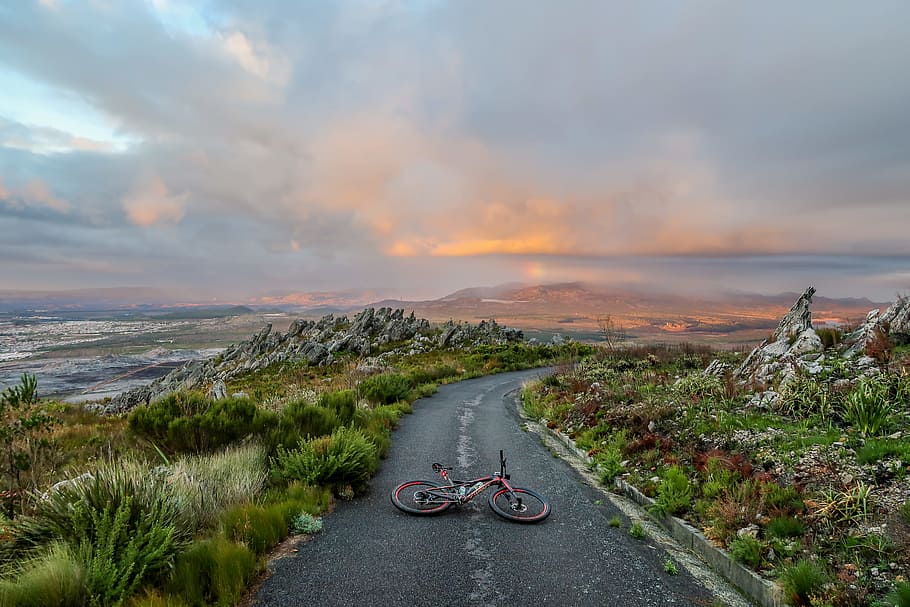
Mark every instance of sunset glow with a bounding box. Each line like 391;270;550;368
0;2;908;300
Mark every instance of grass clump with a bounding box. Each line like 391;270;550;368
219;502;288;555
0;543;87;607
885;582;910;607
629;521;646;539
728;535;763;569
765;515;805;539
608;516;621;528
663;558;678;575
165;538;258;607
165;443;268;531
272;426;380;494
842;376;893;437
779;559;829;607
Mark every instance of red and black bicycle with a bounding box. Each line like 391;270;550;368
391;450;551;523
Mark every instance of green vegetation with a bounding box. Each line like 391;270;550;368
0;334;582;606
663;558;678;575
779;560;829;607
522;342;910;606
629;521;646;539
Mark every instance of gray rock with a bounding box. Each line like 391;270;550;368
208;380;227;400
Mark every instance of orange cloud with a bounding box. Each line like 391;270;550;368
122;175;187;226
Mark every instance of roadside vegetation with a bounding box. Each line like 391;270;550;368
523;342;910;607
0;338;586;606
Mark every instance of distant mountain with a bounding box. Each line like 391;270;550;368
363;282;890;343
151;305;259;320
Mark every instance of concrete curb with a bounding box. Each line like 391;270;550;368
537;419;788;607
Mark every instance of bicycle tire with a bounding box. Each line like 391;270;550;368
391;480;454;516
488;487;551;523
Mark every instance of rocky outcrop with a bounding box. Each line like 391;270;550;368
733;287;824;387
844;295;910;355
98;308;523;414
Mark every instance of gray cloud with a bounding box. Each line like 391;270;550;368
0;1;908;299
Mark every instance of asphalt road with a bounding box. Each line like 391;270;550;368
255;369;719;606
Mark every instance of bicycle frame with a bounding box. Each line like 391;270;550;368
425;450;523;506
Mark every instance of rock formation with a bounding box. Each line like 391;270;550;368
843;295;910;355
98;307;523;414
733;287;824;387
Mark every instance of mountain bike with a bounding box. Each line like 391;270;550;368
391;450;551;523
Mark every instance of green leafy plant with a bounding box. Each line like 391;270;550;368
843;377;893;436
608;516;621;528
359;373;412;405
650;466;692;517
765;515;805;539
728;535;763;569
272;426;380;494
663;558;678;575
291;512;323;534
0;373;58;512
779;559;829;607
885;582;910;607
629;521;646;539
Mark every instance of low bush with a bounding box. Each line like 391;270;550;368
779;559;829;606
291;512;323;534
856;438;910;464
76;496;179;606
650;466;692;517
280;400;340;438
13;461;191;561
165;538;258;607
359;373;412;405
728;536;762;569
0;543;87;607
272;426;380;494
765;515;805;539
317;390;356;424
128;393;268;453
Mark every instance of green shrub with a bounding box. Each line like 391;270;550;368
281;400;340;438
650;466;692;517
128;393;265;453
885;582;910;607
272;426;380;494
779;559;829;606
728;536;762;569
0;543;87;607
127;590;189;606
780;375;838;419
75;496;179;606
629;521;646;539
593;430;627;486
14;461;191;563
359;373;412;405
264;482;332;515
219;503;287;555
316;390;356;424
765;515;805;539
901;500;910;524
763;483;804;514
699;458;740;500
291;512;323;534
411;383;438;399
166;538;258;607
674;373;723;398
165;443;268;531
843;377;893;436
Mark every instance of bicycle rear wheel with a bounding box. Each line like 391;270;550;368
391;480;453;515
488;487;550;523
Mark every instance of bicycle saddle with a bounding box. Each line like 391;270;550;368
431;463;453;472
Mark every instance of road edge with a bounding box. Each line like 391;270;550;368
509;387;789;607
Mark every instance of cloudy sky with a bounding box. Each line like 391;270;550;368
1;1;908;301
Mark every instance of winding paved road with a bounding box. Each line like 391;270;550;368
255;369;722;606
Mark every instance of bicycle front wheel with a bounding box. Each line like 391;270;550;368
489;487;551;523
391;480;453;516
